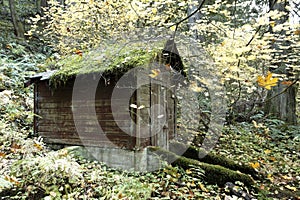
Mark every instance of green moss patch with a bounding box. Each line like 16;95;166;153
48;42;164;87
169;142;260;179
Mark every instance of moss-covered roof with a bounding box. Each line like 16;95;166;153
48;42;164;87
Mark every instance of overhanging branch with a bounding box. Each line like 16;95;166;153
169;0;207;38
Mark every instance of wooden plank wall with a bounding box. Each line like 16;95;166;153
35;77;136;149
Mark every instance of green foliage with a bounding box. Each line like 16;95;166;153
10;150;83;199
147;164;207;199
214;120;300;198
0;40;46;130
0;177;13;190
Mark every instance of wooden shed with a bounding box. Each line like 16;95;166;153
28;41;184;153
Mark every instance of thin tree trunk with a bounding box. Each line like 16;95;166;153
36;0;42;14
9;0;24;38
187;2;201;40
36;0;48;15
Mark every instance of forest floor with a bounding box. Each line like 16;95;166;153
0;104;299;199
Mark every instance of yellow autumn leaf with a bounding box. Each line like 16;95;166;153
257;71;278;90
149;69;160;78
268;156;276;161
170;26;176;32
34;143;43;150
0;152;6;157
199;183;208;192
190;181;196;187
267;173;274;182
270;21;276;27
250;162;260;169
152;8;157;15
5;175;20;185
264;149;271;154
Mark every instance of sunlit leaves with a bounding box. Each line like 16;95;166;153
130;104;145;109
285;185;297;192
30;0;193;54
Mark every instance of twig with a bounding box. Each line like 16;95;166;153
168;0;207;38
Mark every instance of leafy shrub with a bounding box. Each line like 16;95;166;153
10;150;84;199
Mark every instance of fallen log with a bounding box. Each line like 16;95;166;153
148;146;255;187
169;142;260;179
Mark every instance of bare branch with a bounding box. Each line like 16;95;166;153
169;0;207;38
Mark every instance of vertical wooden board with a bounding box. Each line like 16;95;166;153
149;72;175;150
167;88;176;139
33;84;38;135
150;84;158;147
136;73;151;148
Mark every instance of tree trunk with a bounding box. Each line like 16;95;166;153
187;1;201;40
36;0;48;15
9;0;25;38
264;84;298;124
265;0;298;125
36;0;42;14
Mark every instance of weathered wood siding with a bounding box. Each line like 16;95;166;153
34;72;176;150
35;76;136;149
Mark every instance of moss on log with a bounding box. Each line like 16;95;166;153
149;146;255;187
169;142;260;179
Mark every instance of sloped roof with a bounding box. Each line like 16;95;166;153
27;39;186;87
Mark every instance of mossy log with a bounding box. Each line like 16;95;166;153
148;146;255;187
169;142;260;179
